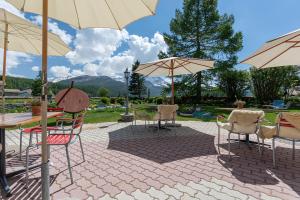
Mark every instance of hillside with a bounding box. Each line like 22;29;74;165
1;75;163;97
53;75;163;97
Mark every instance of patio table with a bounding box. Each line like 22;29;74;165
0;112;62;196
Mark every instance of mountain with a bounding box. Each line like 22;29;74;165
54;75;163;97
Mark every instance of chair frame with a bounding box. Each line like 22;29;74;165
24;112;85;190
272;113;299;168
217;114;262;158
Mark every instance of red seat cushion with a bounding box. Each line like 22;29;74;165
22;126;60;134
37;134;75;145
22;126;42;133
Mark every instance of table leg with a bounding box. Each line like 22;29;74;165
229;134;270;147
0;128;12;196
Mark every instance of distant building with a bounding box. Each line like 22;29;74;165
4;89;32;98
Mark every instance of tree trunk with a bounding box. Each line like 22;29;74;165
196;72;202;103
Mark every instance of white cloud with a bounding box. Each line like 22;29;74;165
32;66;40;72
65;30;168;79
66;28;129;65
0;49;32;75
50;65;86;82
30;15;73;45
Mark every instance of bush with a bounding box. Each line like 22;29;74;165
156;97;163;104
116;97;125;106
100;97;110;105
110;97;117;104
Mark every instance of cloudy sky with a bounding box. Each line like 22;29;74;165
1;0;300;82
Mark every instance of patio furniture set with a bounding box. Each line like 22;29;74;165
0;109;86;195
216;109;300;168
132;104;179;131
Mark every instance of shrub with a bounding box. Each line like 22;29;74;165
100;97;110;105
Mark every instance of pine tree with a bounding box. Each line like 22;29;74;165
164;0;243;101
128;60;146;98
31;71;42;97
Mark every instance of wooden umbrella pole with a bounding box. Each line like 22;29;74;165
41;0;50;199
1;23;8;113
171;60;175;105
2;23;8;83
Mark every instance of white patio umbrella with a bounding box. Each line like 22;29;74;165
7;0;159;199
135;57;214;104
241;29;300;68
0;8;70;81
0;8;70;112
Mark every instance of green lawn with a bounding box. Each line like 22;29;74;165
82;106;300;125
13;105;300;129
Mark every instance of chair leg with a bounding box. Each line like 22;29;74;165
256;134;261;156
262;139;265;155
238;134;241;148
19;131;23;160
78;135;85;162
25;133;33;190
292;140;295;160
272;138;276;168
36;134;39;149
65;145;73;184
217;127;221;154
228;132;231;159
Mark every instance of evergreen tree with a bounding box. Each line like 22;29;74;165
128;60;146;98
31;71;42;97
164;0;243;101
99;87;109;97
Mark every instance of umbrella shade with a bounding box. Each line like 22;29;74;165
135;57;214;104
134;57;214;77
0;8;70;56
241;29;300;68
7;0;159;30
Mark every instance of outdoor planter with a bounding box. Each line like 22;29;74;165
31;105;41;116
31;98;42;116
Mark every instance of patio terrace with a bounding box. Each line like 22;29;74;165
1;121;300;200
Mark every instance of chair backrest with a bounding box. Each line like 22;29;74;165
277;112;300;139
71;112;85;135
227;110;265;134
157;105;178;121
273;100;285;109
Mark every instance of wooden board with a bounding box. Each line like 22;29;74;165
0;112;62;128
55;88;89;113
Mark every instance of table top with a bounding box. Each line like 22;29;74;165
0;112;62;128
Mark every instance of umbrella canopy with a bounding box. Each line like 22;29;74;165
135;57;214;104
0;8;70;56
241;29;300;68
7;0;159;30
0;8;70;83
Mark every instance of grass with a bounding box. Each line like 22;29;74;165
8;104;300;129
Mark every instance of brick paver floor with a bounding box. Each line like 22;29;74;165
0;121;300;200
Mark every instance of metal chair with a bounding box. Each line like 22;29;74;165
216;110;265;158
24;112;85;189
272;112;300;168
19;107;64;160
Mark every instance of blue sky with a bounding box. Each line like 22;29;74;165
2;0;300;80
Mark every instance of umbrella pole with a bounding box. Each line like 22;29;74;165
1;23;8;113
41;0;50;199
171;60;174;105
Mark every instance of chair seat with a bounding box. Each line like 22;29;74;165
37;134;75;145
22;126;60;134
22;126;43;134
